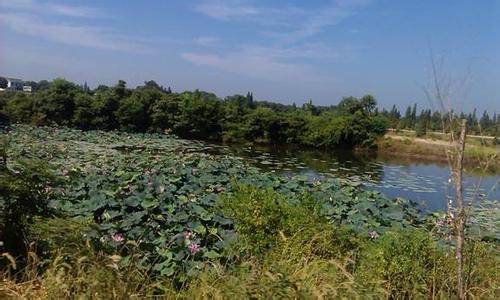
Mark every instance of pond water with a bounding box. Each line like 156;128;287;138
209;143;499;212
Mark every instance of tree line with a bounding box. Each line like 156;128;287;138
0;78;386;149
381;104;499;137
0;78;497;147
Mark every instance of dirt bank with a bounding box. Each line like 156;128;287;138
377;133;499;173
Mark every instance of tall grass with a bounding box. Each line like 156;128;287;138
1;187;498;299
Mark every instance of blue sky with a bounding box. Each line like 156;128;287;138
1;0;498;111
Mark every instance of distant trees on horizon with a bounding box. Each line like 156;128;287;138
380;103;498;137
0;78;497;148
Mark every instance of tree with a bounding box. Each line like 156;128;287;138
0;77;8;89
303;99;319;115
94;84;109;93
90;89;119;129
144;80;162;90
244;107;284;143
0;77;390;149
72;93;94;129
424;51;476;299
34;78;78;125
116;96;148;132
114;80;128;99
175;90;222;139
360;94;377;114
479;110;491;132
246;91;255;109
36;80;50;92
410;103;417;129
149;94;182;131
4;93;34;123
415;120;427;137
116;86;162;132
82;81;90;93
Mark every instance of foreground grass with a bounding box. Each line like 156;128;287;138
2;186;499;299
1;214;498;299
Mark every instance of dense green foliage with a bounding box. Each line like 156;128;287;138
0;79;386;148
381;103;499;137
2;79;497;150
1;125;498;298
0;137;55;260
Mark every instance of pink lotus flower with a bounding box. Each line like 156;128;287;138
435;219;446;227
112;233;125;243
368;230;379;239
188;242;200;255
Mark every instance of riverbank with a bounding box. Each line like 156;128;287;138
377;132;499;173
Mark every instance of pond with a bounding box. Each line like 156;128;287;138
208;143;499;212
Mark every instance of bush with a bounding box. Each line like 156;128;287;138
27;217;91;260
0;158;55;261
218;184;323;253
356;229;439;297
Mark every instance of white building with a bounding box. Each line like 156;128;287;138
0;77;25;91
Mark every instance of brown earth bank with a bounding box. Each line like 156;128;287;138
376;133;499;174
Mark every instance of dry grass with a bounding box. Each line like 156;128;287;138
378;134;499;173
1;230;498;299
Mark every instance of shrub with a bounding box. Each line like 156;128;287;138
218;184;362;261
356;229;439;297
218;184;323;253
0;158;55;261
27;217;92;260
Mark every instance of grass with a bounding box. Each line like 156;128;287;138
1;187;499;299
378;133;499;174
1;227;498;299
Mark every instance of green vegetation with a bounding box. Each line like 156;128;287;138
1;125;498;298
0;78;386;149
379;131;499;173
382;104;499;137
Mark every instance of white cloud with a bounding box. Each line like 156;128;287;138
272;0;374;43
0;0;151;52
194;0;258;20
0;13;145;52
186;0;371;88
241;44;358;61
45;3;104;18
194;37;220;47
0;0;34;9
193;0;372;42
0;0;105;18
181;48;335;86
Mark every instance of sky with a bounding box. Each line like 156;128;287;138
1;0;498;112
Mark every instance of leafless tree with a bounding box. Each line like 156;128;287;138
424;50;471;300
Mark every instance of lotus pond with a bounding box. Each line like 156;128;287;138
206;143;499;211
3;125;498;280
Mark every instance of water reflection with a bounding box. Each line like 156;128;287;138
211;143;499;212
